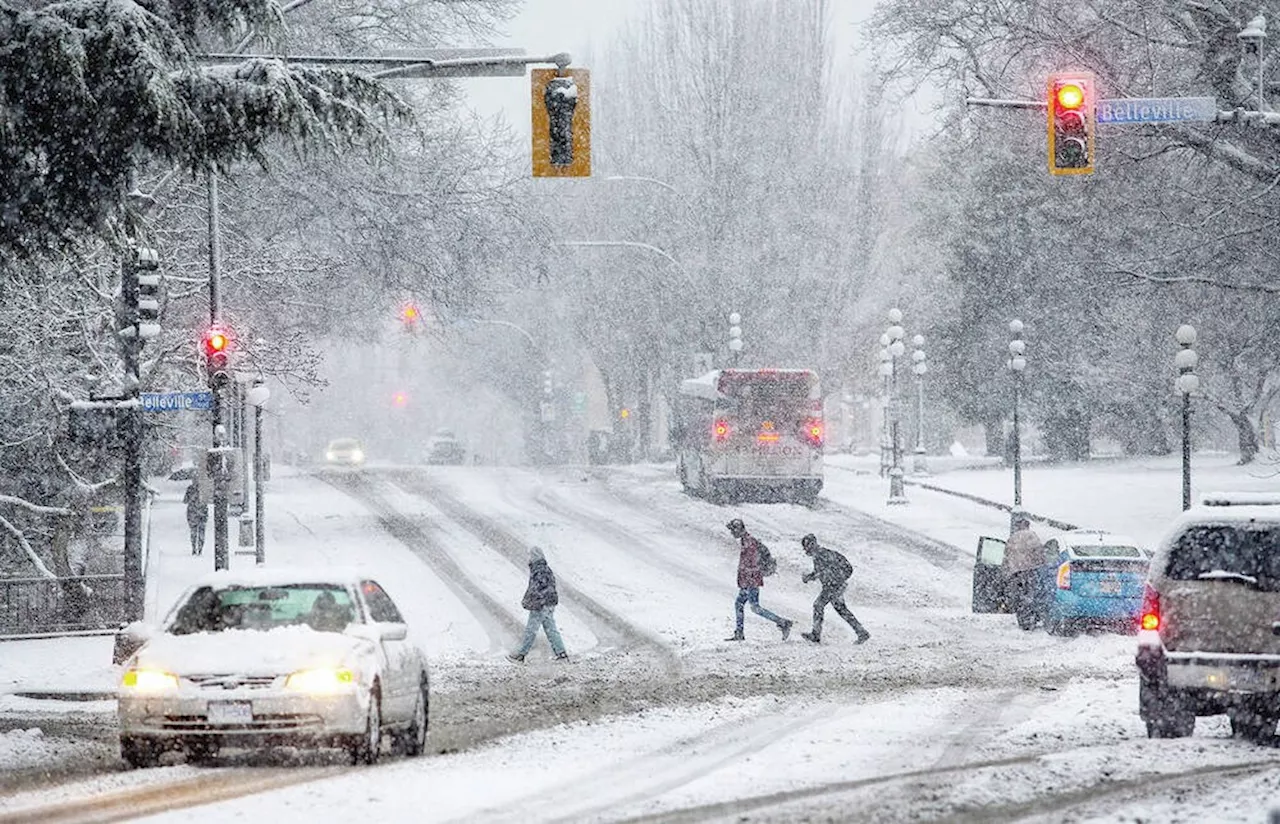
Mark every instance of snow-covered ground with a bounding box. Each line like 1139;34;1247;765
2;453;1279;822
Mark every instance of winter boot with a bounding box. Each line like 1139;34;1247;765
780;619;794;641
506;652;525;663
801;631;821;644
554;652;569;661
855;632;871;645
725;632;745;642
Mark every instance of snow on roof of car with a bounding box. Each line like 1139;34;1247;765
1199;491;1280;507
1052;529;1147;558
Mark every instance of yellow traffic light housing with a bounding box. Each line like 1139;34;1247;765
1048;72;1095;176
532;68;591;177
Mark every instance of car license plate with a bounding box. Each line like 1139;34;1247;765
207;701;252;725
1098;579;1122;595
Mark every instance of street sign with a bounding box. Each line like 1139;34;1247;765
1096;97;1216;125
141;392;214;412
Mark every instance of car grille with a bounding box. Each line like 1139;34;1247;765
186;674;280;690
159;713;325;732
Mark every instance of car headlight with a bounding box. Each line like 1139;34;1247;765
122;669;180;693
325;451;336;461
285;668;356;694
350;450;364;462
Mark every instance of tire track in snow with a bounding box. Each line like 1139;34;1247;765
384;468;680;674
316;470;522;651
458;704;833;824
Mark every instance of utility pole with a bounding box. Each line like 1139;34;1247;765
207;172;231;571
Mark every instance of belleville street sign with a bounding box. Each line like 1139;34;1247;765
141;391;214;412
1096;97;1217;125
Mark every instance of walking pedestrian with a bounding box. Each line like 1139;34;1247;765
725;519;793;642
183;482;207;556
508;546;569;662
798;534;870;644
1002;512;1047;630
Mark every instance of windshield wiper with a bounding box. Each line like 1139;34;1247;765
1197;570;1260;587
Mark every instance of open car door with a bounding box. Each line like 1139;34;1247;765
972;536;1008;613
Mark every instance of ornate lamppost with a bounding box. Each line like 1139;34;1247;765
911;334;928;474
886;308;908;505
1008;319;1027;511
1175;325;1199;510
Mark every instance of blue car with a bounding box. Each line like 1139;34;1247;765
972;529;1150;635
1042;530;1150;635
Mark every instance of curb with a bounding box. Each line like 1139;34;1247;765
902;478;1080;532
7;690;117;702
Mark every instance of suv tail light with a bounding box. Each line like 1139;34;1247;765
1139;584;1160;631
713;420;731;442
1056;562;1071;590
802;419;824;447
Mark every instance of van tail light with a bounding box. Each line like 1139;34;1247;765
802;419;824;447
1139;584;1160;632
1056;562;1071;590
713;420;731;442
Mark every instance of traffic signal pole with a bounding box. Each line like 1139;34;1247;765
207;173;230;572
120;253;145;623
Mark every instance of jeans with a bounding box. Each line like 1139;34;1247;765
734;587;786;635
515;606;566;656
812;583;869;640
188;519;207;555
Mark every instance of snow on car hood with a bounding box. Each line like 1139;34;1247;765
134;625;375;677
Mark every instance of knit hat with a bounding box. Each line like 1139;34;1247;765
529;546;546;563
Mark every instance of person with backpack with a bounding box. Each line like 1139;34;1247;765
508;546;569;662
725;519;793;642
799;533;871;644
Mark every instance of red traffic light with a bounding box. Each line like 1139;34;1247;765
1055;83;1085;110
401;302;420;323
392;390;409;408
203;328;230;356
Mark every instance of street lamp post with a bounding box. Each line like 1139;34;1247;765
728;312;743;366
877;343;892;477
1008;319;1027;511
886;308;908;505
911;334;928;475
1175;325;1200;511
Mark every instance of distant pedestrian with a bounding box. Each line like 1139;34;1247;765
798;534;870;644
1002;512;1047;630
508;546;569;662
725;519;793;642
183;482;207;556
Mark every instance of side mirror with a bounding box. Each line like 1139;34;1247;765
379;623;408;642
112;621;155;665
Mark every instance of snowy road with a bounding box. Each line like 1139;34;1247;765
3;462;1280;822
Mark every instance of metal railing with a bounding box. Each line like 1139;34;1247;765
0;574;126;637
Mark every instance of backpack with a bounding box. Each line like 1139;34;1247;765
757;542;778;577
830;550;852;582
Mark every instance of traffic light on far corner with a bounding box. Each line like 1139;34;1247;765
1048;72;1095;176
202;326;232;390
531;68;591;178
400;301;421;330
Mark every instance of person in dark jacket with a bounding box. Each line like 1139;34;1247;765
508;546;568;662
183;482;207;556
799;534;870;644
725;519;793;642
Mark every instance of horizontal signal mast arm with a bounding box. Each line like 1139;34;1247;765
965;97;1047;109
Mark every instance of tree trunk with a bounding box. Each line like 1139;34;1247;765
1228;409;1260;464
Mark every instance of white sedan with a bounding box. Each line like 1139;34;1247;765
116;568;429;767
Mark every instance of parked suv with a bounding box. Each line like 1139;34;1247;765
1136;492;1280;740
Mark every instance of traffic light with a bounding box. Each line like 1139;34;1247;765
120;246;162;342
202;326;231;389
1048;72;1095;175
391;390;409;408
400;301;420;330
531;68;591;178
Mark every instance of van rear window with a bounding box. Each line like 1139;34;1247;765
1166;525;1280;588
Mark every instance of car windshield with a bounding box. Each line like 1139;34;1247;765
167;584;359;634
329;439;360;450
1165;525;1280;590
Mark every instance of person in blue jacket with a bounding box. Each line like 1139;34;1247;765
508;546;569;662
